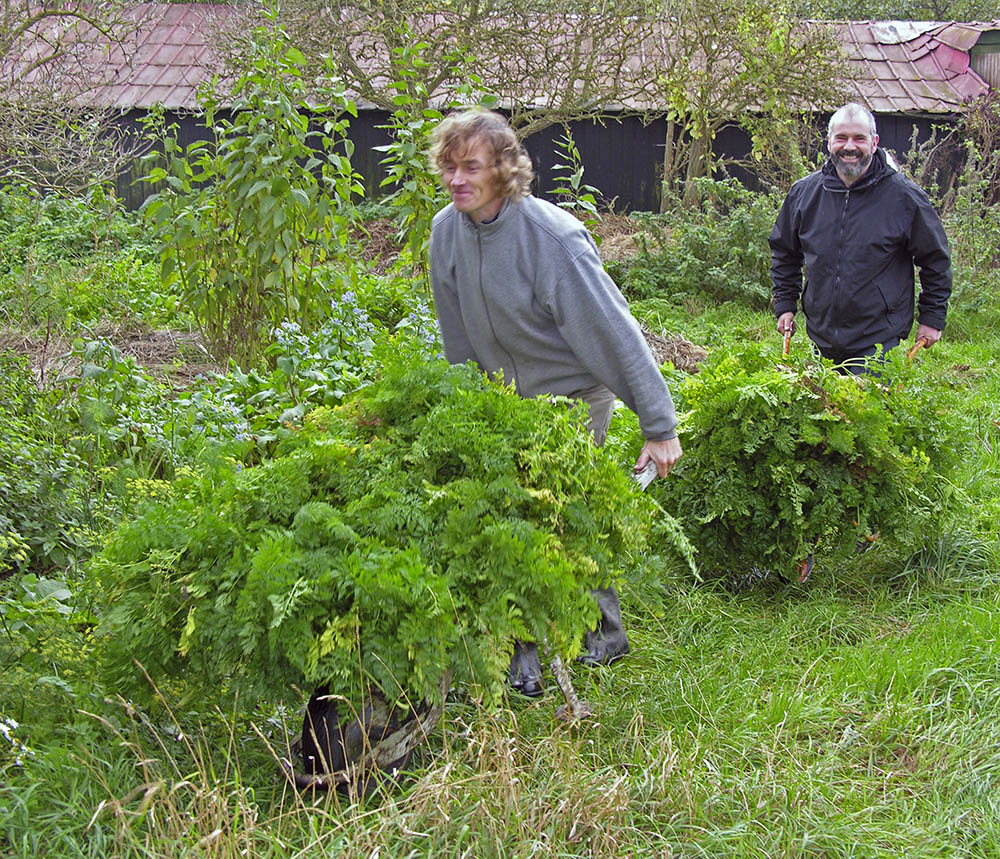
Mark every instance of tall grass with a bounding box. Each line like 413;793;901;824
6;560;1000;857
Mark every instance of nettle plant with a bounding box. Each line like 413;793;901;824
94;359;690;713
644;342;962;580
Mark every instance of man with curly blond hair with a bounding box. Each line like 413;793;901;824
429;107;682;697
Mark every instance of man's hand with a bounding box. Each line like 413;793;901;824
634;437;682;479
776;312;796;336
915;323;942;347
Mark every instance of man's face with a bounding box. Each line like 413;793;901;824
440;136;504;223
828;118;879;185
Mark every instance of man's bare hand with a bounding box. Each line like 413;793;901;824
634;437;682;479
776;312;796;336
915;323;942;347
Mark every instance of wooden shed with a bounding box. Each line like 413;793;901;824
11;4;999;211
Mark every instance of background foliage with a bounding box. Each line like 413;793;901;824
609;178;779;309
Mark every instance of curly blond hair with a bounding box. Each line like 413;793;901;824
429;107;534;200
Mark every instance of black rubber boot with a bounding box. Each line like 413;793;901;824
579;586;630;666
507;640;544;697
300;686;414;794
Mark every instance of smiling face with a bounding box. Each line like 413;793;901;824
828;117;879;186
439;135;505;224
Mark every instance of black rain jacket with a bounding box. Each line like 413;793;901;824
769;149;952;355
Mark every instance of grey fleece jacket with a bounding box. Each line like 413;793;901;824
430;194;677;441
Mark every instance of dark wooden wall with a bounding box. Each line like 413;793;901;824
113;107;948;213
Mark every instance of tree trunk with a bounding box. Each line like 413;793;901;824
682;134;708;208
660;117;676;213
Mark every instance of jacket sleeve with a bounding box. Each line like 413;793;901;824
430;220;478;366
769;188;805;318
543;235;678;441
907;187;952;331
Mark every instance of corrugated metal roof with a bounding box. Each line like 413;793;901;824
9;6;1000;115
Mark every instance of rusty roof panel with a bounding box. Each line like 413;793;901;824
936;23;987;50
831;19;996;112
132;64;166;87
888;59;921;79
81;3;234;110
876;78;908;97
937;45;972;74
7;5;999;116
879;44;914;62
857;41;889;60
155;66;187;88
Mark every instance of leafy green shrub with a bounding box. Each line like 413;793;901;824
0;352;93;573
372;33;493;290
0;183;151;275
353;270;438;331
61;256;182;328
613;178;779;309
372;38;450;289
141;9;364;366
354;197;399;222
93;358;692;713
634;342;963;580
59;341;182;475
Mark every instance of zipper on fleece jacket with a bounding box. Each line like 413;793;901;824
473;224;520;389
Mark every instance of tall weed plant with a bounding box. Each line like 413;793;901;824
0;351;93;575
141;6;365;367
550;127;603;242
940;109;1000;334
374;33;495;290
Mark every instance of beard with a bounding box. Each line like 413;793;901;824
831;149;873;180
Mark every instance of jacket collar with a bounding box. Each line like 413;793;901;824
460;195;518;233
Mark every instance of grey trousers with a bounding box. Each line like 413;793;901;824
573;383;616;447
571;383;628;659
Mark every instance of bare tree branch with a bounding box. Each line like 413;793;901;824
217;0;658;136
0;1;153;194
638;0;851;204
214;0;852;205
